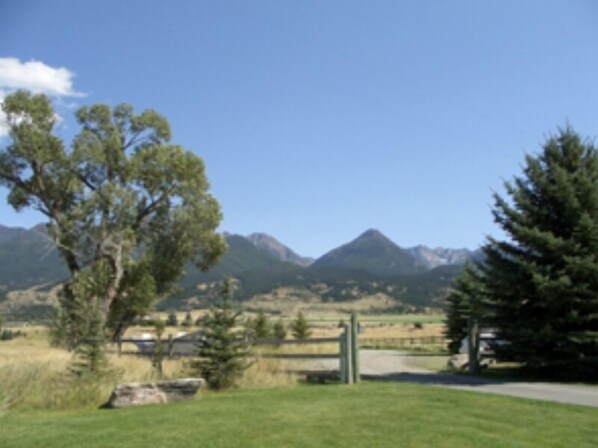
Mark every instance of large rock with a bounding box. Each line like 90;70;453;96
447;354;469;370
105;378;204;409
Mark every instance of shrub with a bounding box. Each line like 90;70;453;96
181;312;193;328
273;319;287;341
190;280;252;390
290;311;311;340
166;311;178;327
249;310;272;338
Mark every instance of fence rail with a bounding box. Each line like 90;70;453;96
360;336;448;349
106;316;360;385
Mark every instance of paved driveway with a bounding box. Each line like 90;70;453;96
303;349;598;408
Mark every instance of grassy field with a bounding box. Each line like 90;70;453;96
1;382;596;448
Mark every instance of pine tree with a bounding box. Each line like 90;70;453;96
249;310;272;339
182;312;193;328
273;319;287;341
166;311;178;327
69;303;107;377
290;311;311;340
191;280;252;390
445;263;486;355
152;319;166;378
481;127;598;375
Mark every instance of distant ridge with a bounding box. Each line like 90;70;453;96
0;224;476;318
246;233;314;267
311;229;424;276
406;245;472;269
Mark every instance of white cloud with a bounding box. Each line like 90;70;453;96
0;57;83;97
0;57;85;137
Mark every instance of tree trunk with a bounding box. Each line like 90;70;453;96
467;316;480;374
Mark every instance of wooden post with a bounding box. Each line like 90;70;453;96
117;334;122;357
350;313;360;383
467;316;480;374
345;323;353;384
167;334;174;359
339;328;347;383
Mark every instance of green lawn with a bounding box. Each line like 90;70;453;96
1;382;596;448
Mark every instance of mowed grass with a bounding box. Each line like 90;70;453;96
2;382;596;448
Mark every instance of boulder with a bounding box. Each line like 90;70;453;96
447;354;469;370
105;378;204;409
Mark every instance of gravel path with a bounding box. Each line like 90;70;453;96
302;349;598;408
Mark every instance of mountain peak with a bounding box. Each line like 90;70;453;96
359;228;383;238
312;229;423;276
246;232;314;267
356;228;392;242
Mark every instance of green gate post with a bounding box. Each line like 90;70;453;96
339;327;347;383
345;323;353;384
350;313;360;383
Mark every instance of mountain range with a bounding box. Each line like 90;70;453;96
0;224;477;319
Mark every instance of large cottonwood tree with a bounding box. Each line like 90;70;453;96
0;91;226;345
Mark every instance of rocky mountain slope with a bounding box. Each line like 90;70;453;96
311;229;424;276
0;224;477;318
246;232;314;267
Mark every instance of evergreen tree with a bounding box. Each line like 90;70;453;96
182;312;193;328
68;302;107;377
445;264;486;355
152;319;166;378
191;280;252;390
290;311;311;340
166;311;178;327
248;310;272;339
481;127;598;374
273;319;287;341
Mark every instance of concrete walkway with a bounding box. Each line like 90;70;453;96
304;349;598;408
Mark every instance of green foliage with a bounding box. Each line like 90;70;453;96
273;319;287;341
152;319;166;377
248;309;272;338
413;321;423;330
0;91;226;343
166;311;178;327
181;312;193;328
68;304;107;378
48;306;69;348
481;127;598;375
290;311;311;340
190;280;252;390
0;329;24;340
444;264;486;354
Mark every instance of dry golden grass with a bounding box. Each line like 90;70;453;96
245;289;398;316
0;326;306;413
360;322;445;339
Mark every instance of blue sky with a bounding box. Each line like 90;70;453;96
0;1;597;257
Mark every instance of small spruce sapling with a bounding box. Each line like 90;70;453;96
290;311;311;340
182;312;193;328
166;311;178;327
191;280;252;390
273;319;287;342
152;319;166;377
249;310;272;339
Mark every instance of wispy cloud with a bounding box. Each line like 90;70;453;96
0;57;85;137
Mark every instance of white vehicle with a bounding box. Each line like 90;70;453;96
459;328;504;358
